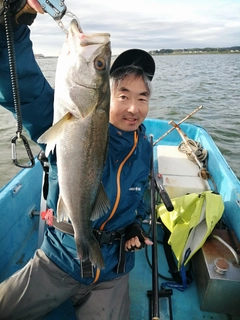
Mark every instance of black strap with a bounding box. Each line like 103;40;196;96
80;229;126;277
92;228;125;245
93;228;126;274
52;216;74;235
116;234;126;274
162;223;193;285
80;259;94;278
51;217;126;276
37;150;49;200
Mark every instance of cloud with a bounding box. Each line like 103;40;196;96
30;0;240;55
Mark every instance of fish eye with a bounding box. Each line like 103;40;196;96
94;57;106;71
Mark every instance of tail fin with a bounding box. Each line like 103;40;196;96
75;235;105;270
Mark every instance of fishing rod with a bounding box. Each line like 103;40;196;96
149;134;160;319
148;135;174;320
153;105;203;146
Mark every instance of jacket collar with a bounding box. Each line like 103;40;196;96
108;123;147;161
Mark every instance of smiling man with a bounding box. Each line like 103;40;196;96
110;49;153;132
109;49;155;254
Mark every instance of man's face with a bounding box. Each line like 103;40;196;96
110;75;150;131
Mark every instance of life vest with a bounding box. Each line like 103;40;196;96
157;191;224;269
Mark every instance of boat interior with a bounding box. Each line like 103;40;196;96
0;119;240;319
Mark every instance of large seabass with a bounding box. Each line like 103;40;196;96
38;19;111;269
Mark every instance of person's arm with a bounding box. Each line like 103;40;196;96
0;0;53;143
0;1;59;213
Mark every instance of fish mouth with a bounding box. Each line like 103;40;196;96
70;19;110;37
69;19;110;46
70;18;84;34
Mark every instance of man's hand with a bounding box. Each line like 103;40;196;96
0;0;44;26
27;0;44;13
125;222;153;252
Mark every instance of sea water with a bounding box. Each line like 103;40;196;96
0;54;239;188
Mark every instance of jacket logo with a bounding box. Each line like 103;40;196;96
129;187;141;191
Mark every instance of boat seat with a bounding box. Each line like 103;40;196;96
157;145;210;198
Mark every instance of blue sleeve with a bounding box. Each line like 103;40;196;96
135;185;148;225
0;25;54;143
0;25;59;212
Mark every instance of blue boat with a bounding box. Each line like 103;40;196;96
0;118;240;320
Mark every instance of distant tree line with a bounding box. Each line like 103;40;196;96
150;46;240;54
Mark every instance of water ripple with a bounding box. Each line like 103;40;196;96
0;54;239;188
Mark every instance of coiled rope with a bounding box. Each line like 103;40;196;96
178;140;208;164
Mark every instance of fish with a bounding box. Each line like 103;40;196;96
38;19;111;269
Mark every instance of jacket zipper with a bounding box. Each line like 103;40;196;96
93;131;139;283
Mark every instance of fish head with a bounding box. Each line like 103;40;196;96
54;19;111;120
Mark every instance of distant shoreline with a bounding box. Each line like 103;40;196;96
35;47;240;59
151;51;240;56
149;51;240;56
36;52;240;59
149;46;240;56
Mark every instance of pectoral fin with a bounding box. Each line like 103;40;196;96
91;183;110;221
57;195;70;222
37;112;73;156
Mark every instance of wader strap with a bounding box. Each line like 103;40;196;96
80;228;126;277
93;228;126;274
80;259;94;278
37;150;49;200
116;234;126;274
92;228;126;245
52;216;74;235
41;210;74;234
42;211;127;244
41;209;127;276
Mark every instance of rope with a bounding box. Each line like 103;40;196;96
177;139;219;191
178;140;208;164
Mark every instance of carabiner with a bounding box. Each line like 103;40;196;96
37;0;80;34
11;134;35;168
56;10;81;34
37;0;67;20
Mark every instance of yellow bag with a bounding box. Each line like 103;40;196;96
157;191;224;269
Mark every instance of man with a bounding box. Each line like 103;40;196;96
0;1;155;319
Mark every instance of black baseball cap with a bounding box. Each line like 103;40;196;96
110;49;155;81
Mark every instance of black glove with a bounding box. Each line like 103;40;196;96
125;222;150;251
0;0;37;26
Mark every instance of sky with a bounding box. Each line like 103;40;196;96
30;0;240;56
